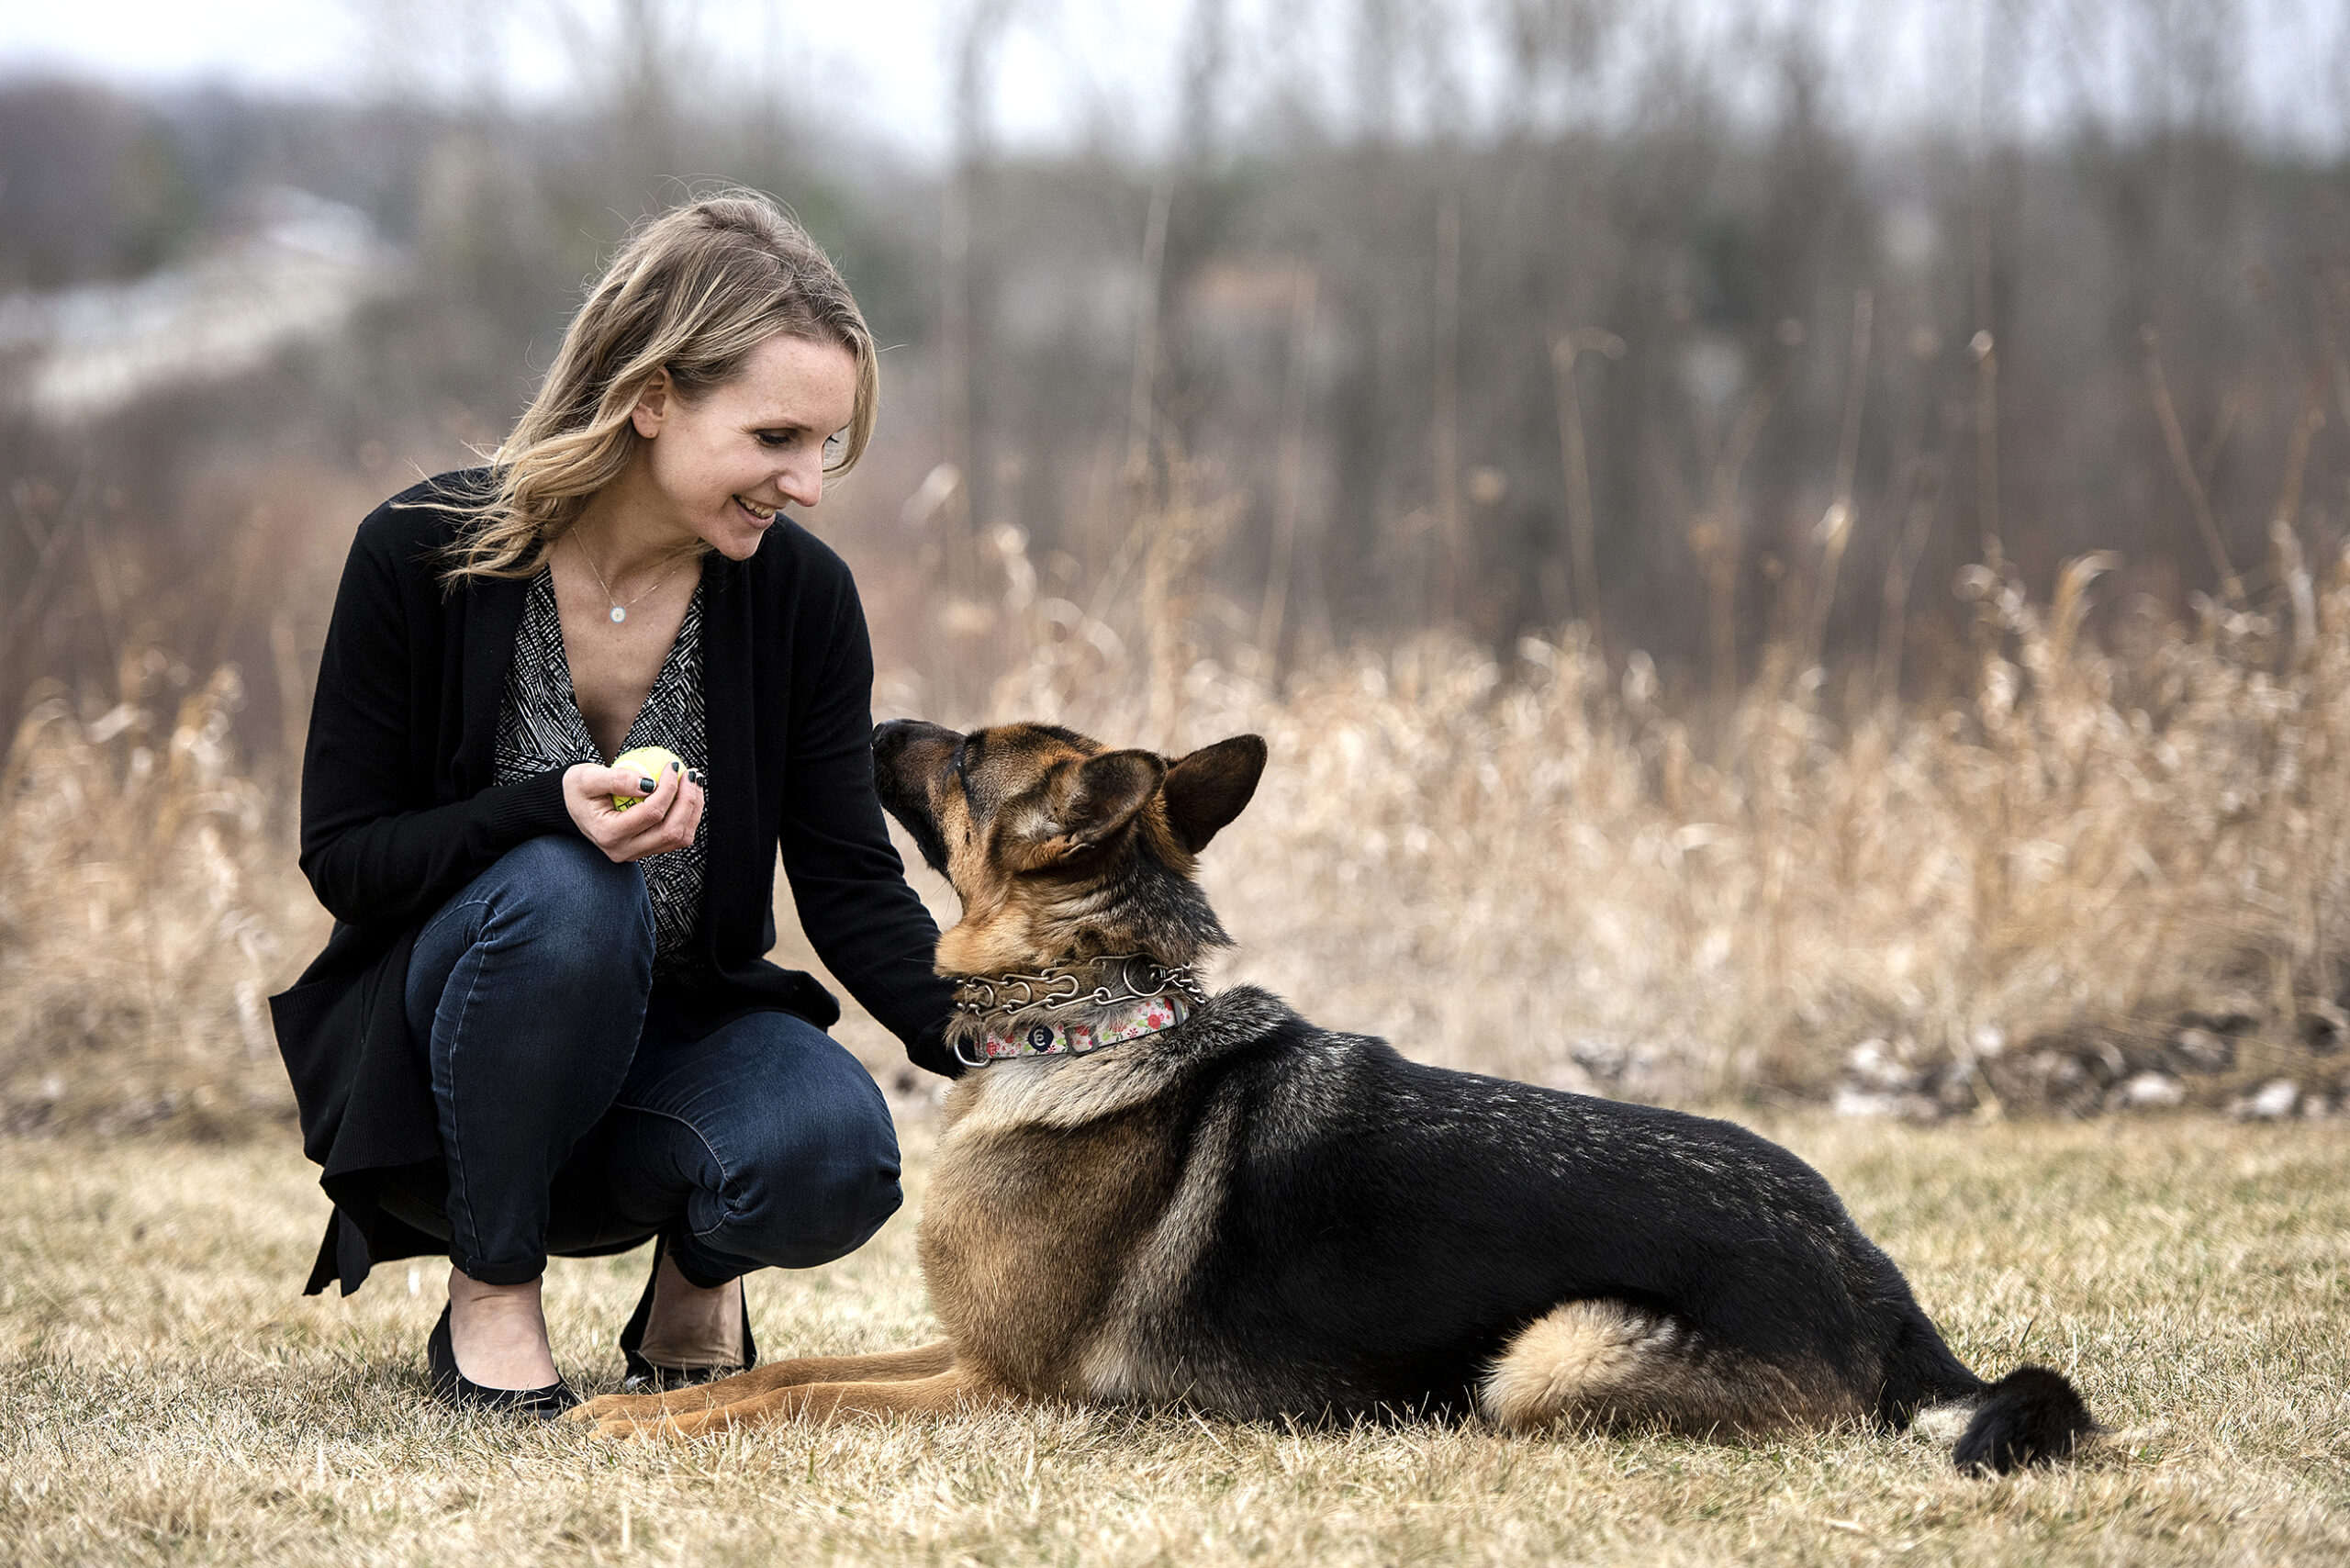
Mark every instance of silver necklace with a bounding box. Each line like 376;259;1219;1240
572;533;690;624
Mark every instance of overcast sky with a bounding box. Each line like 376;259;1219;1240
0;0;1172;154
4;0;2344;159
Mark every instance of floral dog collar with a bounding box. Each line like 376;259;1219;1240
956;992;1192;1068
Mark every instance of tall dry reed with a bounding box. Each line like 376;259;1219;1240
10;502;2350;1136
962;502;2350;1118
0;654;319;1136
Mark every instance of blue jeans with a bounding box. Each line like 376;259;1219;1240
383;835;903;1288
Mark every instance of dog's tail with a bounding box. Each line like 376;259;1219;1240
1946;1365;2099;1474
1883;1301;2098;1474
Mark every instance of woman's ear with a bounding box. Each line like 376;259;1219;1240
630;369;674;439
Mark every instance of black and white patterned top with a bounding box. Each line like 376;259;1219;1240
493;567;709;975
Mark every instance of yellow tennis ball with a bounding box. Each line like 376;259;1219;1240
610;745;685;811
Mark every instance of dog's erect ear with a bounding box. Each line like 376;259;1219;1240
1018;748;1167;868
1162;734;1268;853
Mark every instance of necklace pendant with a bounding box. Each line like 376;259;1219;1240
610;606;627;624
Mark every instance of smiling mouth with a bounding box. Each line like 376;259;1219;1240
734;496;779;522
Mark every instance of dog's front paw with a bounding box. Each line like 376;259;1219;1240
589;1413;676;1442
563;1392;662;1427
589;1406;729;1442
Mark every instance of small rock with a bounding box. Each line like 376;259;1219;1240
2174;1027;2235;1073
2119;1071;2185;1110
1833;1085;1943;1122
2032;1049;2088;1090
1569;1037;1629;1084
2233;1079;2300;1121
1834;1085;1887;1118
1846;1037;1919;1092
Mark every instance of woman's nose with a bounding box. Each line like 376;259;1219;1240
778;452;823;510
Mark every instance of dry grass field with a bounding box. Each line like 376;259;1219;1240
3;1112;2346;1567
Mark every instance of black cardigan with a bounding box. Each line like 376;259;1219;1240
270;471;959;1296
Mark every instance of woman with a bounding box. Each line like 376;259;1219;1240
270;193;959;1417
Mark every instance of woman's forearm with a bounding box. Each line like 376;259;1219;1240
300;771;573;927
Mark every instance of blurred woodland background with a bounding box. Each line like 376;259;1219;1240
6;0;2350;1136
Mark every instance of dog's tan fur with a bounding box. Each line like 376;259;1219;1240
1481;1302;1866;1437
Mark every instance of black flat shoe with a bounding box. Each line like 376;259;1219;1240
618;1234;758;1392
427;1304;580;1419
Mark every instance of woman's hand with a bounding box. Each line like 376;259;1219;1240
563;760;707;863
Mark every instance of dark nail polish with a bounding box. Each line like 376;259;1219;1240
640;778;658;792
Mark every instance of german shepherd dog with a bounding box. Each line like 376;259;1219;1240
569;722;2098;1473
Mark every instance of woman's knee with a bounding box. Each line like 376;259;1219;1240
711;1074;902;1269
494;834;650;934
743;1150;903;1269
408;833;653;1049
468;835;652;983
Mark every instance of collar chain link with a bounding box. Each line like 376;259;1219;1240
949;954;1210;1023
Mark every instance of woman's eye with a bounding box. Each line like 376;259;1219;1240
822;431;845;460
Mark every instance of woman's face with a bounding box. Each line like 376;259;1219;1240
630;331;859;560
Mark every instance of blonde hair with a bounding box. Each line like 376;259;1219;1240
440;190;878;585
